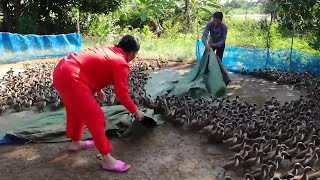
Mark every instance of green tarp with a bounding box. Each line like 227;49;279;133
0;49;230;143
0;106;165;143
169;49;230;99
146;49;230;99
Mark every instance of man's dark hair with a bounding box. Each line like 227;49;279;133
116;35;140;52
213;12;223;20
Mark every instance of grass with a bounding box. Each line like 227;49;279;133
82;34;196;61
227;6;262;15
82;18;319;62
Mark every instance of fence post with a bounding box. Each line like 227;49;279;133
289;33;294;71
265;12;274;68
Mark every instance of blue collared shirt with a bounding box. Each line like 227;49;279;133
202;21;227;48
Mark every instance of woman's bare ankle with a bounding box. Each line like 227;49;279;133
102;154;117;167
69;140;85;150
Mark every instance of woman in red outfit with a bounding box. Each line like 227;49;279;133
53;35;144;172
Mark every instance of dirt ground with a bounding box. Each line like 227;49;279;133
0;59;306;180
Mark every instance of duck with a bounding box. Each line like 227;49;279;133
280;163;304;179
222;154;243;175
305;135;320;146
251;131;268;144
296;143;316;159
53;98;61;109
230;145;251;161
24;99;33;109
282;131;299;147
12;102;23;112
222;133;239;145
287;142;307;158
243;173;255;180
224;176;233;180
172;115;186;126
262;144;283;163
242;151;264;172
245;143;260;160
199;124;214;138
251;163;269;180
295;154;312;165
281;151;292;162
308;171;320;180
293;166;316;180
262;139;278;153
303;147;319;167
0;105;6;114
229;138;248;152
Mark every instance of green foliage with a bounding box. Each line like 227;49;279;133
267;0;320;51
1;0;319;54
0;0;123;34
224;18;268;48
260;0;276;15
18;16;37;34
224;0;261;15
141;25;151;37
131;0;169;22
78;0;123;14
273;0;319;31
227;6;261;15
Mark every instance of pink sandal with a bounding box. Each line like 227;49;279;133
102;160;131;172
70;140;95;151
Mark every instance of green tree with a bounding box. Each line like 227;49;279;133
125;0;174;36
266;0;320;68
0;0;123;34
173;0;220;31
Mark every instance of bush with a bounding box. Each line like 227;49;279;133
18;16;37;34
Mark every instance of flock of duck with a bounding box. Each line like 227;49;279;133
1;61;319;180
149;68;319;180
0;63;58;114
0;60;164;114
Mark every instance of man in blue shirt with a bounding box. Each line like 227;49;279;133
202;12;228;61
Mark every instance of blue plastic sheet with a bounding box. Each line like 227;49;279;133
195;40;205;61
0;33;82;63
0;134;27;144
196;42;320;73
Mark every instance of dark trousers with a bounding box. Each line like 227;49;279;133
213;44;225;61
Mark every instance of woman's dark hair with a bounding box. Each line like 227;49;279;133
116;35;140;52
213;12;223;20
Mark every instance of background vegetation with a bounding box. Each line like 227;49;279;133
0;0;319;61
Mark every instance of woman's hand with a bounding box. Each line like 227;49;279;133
135;109;145;121
97;90;106;103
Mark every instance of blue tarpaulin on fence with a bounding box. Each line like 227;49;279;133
0;32;82;63
196;41;320;74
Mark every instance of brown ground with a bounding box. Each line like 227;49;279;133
0;59;306;180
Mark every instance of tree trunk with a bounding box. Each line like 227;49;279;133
12;0;22;32
185;0;192;32
155;18;163;37
0;0;14;32
0;0;24;33
266;12;274;48
289;33;294;71
245;0;249;19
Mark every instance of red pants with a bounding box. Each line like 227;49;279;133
213;44;225;61
53;59;112;155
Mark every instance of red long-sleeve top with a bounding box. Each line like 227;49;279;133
64;46;137;113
